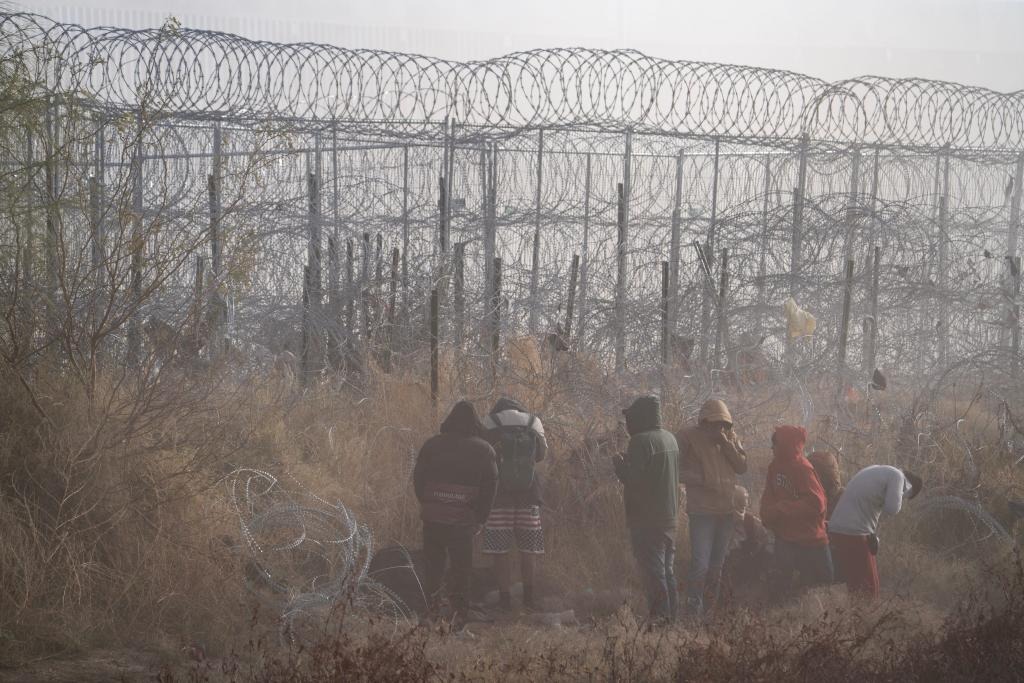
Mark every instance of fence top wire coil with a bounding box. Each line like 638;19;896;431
3;11;1024;153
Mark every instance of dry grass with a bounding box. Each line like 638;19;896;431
1;352;1022;679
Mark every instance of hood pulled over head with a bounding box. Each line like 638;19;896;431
698;399;733;427
772;425;807;461
441;400;483;438
807;451;841;489
623;395;662;435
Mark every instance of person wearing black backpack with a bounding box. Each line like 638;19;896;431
481;397;548;611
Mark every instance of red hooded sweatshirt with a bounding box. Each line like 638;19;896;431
759;425;828;546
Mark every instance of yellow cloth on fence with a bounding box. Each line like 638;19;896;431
783;297;816;338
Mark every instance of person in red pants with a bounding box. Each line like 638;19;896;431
828;465;923;599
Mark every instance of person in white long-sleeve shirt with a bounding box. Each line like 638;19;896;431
828;465;923;599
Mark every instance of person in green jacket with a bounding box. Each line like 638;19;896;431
613;395;680;623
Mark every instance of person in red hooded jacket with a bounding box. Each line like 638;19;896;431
759;425;833;591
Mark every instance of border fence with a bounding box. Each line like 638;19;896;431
1;12;1023;392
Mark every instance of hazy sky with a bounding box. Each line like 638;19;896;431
21;0;1024;92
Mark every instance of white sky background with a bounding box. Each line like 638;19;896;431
18;0;1024;92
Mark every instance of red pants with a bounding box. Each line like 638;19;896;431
829;533;880;599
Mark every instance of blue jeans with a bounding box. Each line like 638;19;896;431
629;528;677;622
686;513;735;614
772;539;834;591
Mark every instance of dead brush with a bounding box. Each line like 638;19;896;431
3;351;1024;676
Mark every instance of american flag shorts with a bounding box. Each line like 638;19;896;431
482;505;544;554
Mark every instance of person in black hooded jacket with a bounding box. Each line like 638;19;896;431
413;400;498;618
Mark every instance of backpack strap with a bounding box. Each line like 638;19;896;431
491;413;503;428
527;414;536;431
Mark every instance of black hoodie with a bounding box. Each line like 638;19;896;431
414;401;498;526
615;396;680;529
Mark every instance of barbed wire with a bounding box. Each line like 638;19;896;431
2;12;1024;152
227;468;418;640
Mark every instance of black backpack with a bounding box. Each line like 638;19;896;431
492;413;539;494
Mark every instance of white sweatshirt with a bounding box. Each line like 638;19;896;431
828;465;910;536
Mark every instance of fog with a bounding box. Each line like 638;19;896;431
21;0;1024;91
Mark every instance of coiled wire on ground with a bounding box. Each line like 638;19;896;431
227;468;416;640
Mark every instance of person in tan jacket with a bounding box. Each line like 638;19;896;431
677;399;747;617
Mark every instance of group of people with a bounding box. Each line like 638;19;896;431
412;394;923;625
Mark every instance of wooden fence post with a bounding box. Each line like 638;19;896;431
89;175;103;328
842;148;861;262
402;144;410;311
454;241;465;349
43;101;58;339
837;258;855;389
661;260;670;367
192;255;205;353
327;234;340;368
438;173;448;253
345;238;355;370
863;246;880;372
430;288;439;409
385;247;399;372
1012;256;1021;380
301;265;311;386
784;136;809;365
615;180;628;372
361;232;371;374
307;169;322;373
714;249;730;368
565;254;579;343
491;257;502;382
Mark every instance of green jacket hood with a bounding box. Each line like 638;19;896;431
623;395;662;435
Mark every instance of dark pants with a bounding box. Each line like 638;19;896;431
772;539;834;591
630;527;677;622
422;522;474;614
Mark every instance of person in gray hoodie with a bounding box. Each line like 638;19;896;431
614;395;680;623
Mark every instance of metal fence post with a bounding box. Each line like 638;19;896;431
454;241;465;349
700;139;721;368
491;257;502;382
937;147;951;369
577;152;592;351
661;260;670;367
529;128;544;334
838;258;855;384
669;150;683;338
757;154;772;335
565;254;579;344
714;248;729;368
430;288;439;408
127;120;143;368
1005;153;1024;354
615;181;627;372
